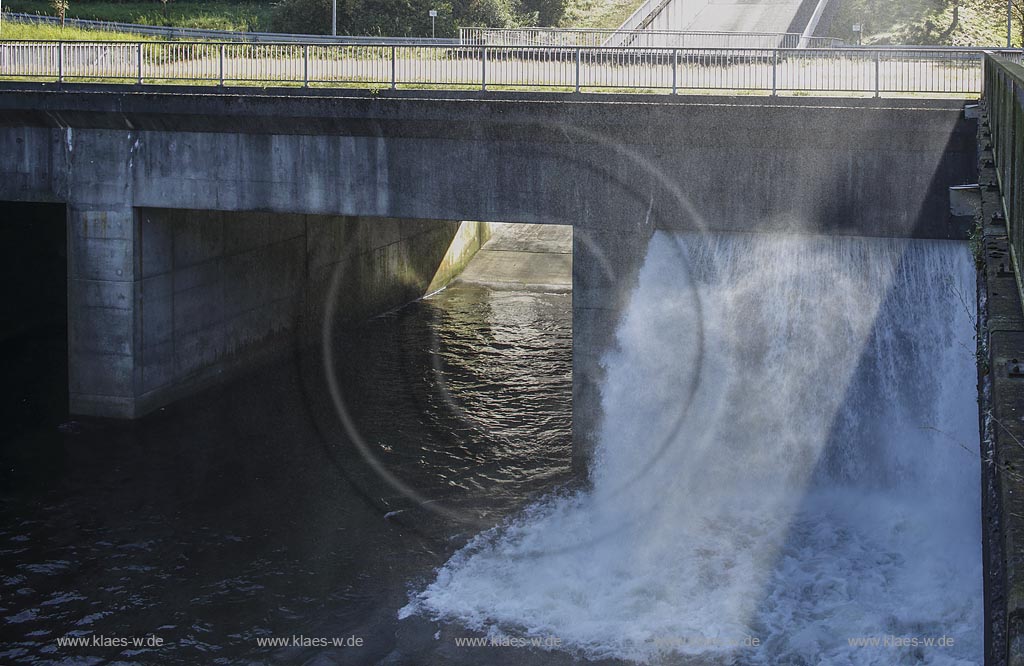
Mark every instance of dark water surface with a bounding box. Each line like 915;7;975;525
0;283;574;665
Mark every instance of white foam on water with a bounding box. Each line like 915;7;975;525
402;231;982;665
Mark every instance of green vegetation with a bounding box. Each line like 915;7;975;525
830;0;1021;46
51;0;68;26
969;217;986;269
2;0;269;32
1;0;645;37
0;20;159;39
9;0;1018;46
559;0;643;29
269;0;536;37
268;0;645;36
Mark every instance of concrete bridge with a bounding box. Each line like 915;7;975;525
0;84;976;472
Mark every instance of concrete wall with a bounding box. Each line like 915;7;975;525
70;207;488;418
0;86;978;457
0;88;975;240
976;99;1024;666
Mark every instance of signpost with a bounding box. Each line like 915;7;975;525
429;9;437;39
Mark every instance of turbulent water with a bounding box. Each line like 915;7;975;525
0;283;573;664
403;232;983;665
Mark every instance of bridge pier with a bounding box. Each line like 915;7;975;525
572;225;654;477
67;204;142;417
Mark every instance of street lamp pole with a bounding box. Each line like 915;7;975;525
332;0;337;36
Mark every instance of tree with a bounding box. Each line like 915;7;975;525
936;0;959;41
519;0;566;26
271;0;527;37
1012;0;1024;46
51;0;68;28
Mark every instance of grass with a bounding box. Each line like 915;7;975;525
559;0;645;29
829;0;1015;46
0;21;161;40
2;0;270;32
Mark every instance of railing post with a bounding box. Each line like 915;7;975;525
57;41;63;84
671;48;678;94
218;43;225;86
390;45;396;90
303;44;309;88
481;46;487;91
771;49;778;95
575;47;581;93
874;50;881;98
136;42;143;85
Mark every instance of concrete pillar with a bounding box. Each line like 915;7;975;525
67;204;142;417
572;224;653;478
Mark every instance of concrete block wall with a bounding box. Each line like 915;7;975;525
305;216;492;332
71;208;488;418
132;209;307;415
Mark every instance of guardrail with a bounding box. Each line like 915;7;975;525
985;53;1024;307
0;41;1015;95
458;27;845;49
1;12;458;44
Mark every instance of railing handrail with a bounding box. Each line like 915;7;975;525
983;52;1024;312
2;39;1020;96
460;26;806;37
1;40;1018;53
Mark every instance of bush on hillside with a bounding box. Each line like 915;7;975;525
271;0;560;37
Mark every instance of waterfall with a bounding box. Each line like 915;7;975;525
402;231;982;665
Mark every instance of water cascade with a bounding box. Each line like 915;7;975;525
402;231;982;665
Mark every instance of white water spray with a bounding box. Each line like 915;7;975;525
402;231;982;665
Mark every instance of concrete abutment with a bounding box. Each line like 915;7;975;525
67;207;492;419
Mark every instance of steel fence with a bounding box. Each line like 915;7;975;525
985;53;1024;310
458;27;844;49
0;40;1014;95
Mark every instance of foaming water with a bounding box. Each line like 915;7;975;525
403;231;982;665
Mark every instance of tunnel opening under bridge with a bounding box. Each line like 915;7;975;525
0;201;69;438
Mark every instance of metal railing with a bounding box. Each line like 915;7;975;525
2;11;458;44
458;27;844;49
0;40;1014;95
984;53;1024;308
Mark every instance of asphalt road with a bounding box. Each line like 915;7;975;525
684;0;810;33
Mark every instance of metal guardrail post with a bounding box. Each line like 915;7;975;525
481;46;487;91
874;50;881;97
575;47;581;93
219;43;225;86
137;42;143;84
57;42;63;83
390;45;396;89
772;49;778;95
671;49;678;94
303;44;309;87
